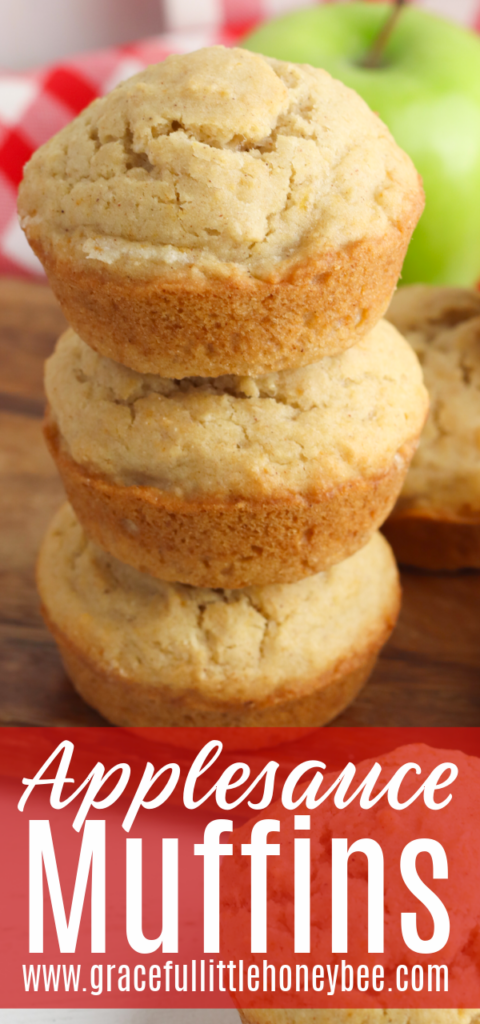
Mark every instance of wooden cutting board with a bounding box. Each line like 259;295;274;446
1;276;479;727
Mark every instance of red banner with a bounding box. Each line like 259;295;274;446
0;727;479;1010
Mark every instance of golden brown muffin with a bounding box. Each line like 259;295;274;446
37;504;400;728
19;47;423;377
384;285;480;570
44;319;427;588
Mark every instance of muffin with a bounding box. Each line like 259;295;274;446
229;747;480;1023
43;318;428;588
239;1014;480;1024
19;46;424;378
37;503;400;728
384;285;480;570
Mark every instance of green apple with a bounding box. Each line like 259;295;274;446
243;3;480;287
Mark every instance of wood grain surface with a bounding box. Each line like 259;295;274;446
1;276;479;728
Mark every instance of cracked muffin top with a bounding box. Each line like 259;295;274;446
38;503;398;696
386;285;480;515
18;46;422;281
45;318;428;498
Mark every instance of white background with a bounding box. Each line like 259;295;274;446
0;1012;239;1022
0;0;165;71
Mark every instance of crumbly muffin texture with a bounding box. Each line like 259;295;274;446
45;318;427;499
387;286;480;515
239;1013;480;1024
37;504;398;703
19;46;421;280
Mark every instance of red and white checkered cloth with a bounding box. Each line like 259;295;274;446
1;0;480;279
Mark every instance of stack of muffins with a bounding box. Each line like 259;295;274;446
18;47;428;730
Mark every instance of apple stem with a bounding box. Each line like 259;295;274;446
361;0;406;69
